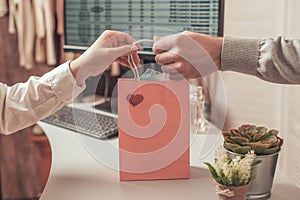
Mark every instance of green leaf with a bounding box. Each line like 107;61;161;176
268;129;279;136
219;170;228;186
240;131;251;140
261;135;278;143
225;137;238;145
262;146;280;155
232;170;238;186
230;129;241;136
249;174;257;182
252;133;263;142
244;142;272;155
222;131;232;137
247;127;257;136
231;136;250;145
239;124;255;133
251;160;262;169
232;146;252;155
271;138;282;148
260;129;279;141
224;142;240;151
204;162;219;181
256;127;267;135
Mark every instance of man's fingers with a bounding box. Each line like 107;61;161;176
161;65;179;74
160;62;201;79
155;51;179;65
153;35;161;42
152;34;176;54
160;64;185;80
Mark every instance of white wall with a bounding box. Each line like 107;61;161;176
223;0;300;187
282;0;300;188
224;0;286;37
222;0;285;131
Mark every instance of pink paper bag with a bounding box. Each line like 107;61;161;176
118;79;190;181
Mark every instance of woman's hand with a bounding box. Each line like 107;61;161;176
70;30;141;85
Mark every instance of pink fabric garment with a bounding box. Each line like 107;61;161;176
8;0;35;70
118;79;190;181
33;0;56;66
0;0;8;17
55;0;64;36
33;0;46;63
55;0;65;63
8;0;58;68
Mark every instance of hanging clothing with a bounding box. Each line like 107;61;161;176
8;0;35;70
0;0;8;17
33;0;57;66
8;0;58;69
56;0;66;63
33;0;46;63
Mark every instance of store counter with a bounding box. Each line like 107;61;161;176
38;102;300;200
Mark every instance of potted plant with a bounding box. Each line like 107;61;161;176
222;124;284;199
204;146;260;200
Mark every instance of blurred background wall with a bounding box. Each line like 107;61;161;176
222;0;300;188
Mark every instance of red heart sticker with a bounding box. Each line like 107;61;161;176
127;94;144;106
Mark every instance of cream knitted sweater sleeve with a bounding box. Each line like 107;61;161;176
221;36;300;84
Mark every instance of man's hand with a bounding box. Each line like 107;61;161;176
153;31;222;80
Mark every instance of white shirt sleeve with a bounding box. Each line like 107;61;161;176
0;61;85;135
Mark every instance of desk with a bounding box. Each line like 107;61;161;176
38;102;300;200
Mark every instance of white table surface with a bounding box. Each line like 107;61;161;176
38;102;300;200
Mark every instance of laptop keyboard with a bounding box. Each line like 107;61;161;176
41;106;118;139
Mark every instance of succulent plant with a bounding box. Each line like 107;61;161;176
222;124;284;155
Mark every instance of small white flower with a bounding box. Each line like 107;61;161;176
205;146;257;186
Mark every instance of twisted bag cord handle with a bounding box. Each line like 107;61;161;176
215;185;235;197
128;39;154;80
